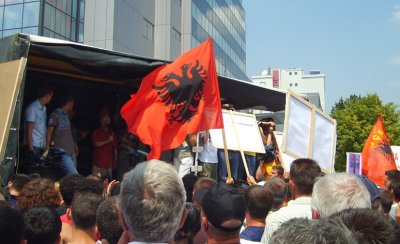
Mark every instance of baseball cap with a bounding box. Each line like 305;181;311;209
194;183;246;232
357;175;380;201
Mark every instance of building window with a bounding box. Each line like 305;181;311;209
22;1;39;27
295;72;297;75
290;83;292;87
3;4;23;29
295;83;298;87
172;27;181;41
289;72;292;75
143;18;154;42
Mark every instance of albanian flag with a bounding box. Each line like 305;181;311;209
121;38;223;159
362;114;397;187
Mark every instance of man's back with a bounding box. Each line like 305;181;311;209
261;197;312;243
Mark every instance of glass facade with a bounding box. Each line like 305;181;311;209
192;0;247;80
0;0;85;42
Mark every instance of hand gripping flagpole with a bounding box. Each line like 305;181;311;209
221;128;233;183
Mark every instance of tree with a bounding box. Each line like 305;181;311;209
330;94;400;172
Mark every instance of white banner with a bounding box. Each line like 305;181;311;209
209;110;265;153
391;146;400;171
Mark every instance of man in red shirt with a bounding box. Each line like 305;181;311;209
92;114;118;177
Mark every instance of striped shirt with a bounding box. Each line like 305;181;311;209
261;197;312;244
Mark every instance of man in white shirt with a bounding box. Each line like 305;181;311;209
261;158;321;244
198;131;218;181
24;87;53;156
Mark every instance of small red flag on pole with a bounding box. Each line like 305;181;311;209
362;114;397;187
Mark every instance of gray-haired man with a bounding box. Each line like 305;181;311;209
119;160;187;243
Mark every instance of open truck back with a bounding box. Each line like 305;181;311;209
0;34;287;186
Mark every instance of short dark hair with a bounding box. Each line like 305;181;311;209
175;203;201;243
182;173;199;202
389;179;400;202
79;178;104;196
71;192;103;230
380;189;393;214
385;170;400;181
290;158;321;195
93;168;112;183
329;208;400;244
272;165;284;177
37;87;53;99
265;178;288;209
23;206;61;244
10;174;31;192
0;205;25;244
96;196;123;244
194;177;217;192
245;185;274;220
59;174;86;206
59;96;74;107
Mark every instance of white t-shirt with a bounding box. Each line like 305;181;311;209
198;132;218;163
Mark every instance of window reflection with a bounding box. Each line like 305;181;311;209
23;1;39;27
4;4;23;29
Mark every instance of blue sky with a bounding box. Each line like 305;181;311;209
243;0;400;112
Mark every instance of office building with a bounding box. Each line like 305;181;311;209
253;68;326;111
0;0;85;42
84;0;247;80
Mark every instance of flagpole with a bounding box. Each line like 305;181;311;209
229;111;250;177
193;132;201;176
221;128;233;183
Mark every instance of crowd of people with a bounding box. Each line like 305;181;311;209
1;87;400;243
1;158;400;243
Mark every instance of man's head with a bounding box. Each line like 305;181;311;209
17;178;61;213
8;174;31;195
388;179;400;202
269;218;356;244
245;185;274;222
194;183;246;237
93;168;112;189
99;114;111;127
119;160;186;242
270;165;284;179
59;174;86;207
0;205;25;244
289;158;321;197
175;203;201;243
182;173;199;202
264;178;288;209
312;173;371;218
80;177;104;196
96;196;123;244
71;192;103;231
384;170;400;189
193;177;217;206
379;189;393;215
37;87;53;105
23;206;62;244
329;208;400;244
59;96;74;112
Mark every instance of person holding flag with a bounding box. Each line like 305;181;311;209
121;38;224;164
362;114;397;187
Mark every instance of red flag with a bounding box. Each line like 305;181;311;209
362;115;397;187
121;38;223;159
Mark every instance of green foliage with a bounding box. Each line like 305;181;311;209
330;94;400;172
